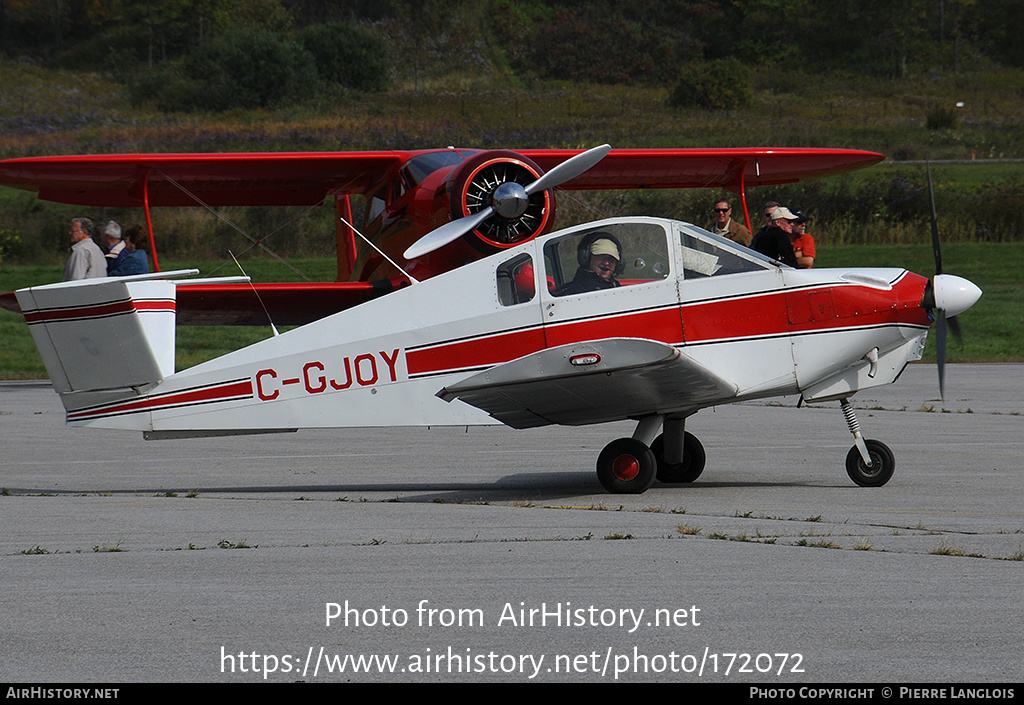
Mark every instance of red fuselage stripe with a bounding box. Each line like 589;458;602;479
407;278;930;377
67;380;254;421
407;328;548;376
132;299;176;312
23;299;135;324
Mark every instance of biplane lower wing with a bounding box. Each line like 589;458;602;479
2;279;402;326
174;278;403;326
438;338;738;429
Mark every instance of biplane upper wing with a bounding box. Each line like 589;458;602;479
437;338;738;429
522;147;884;190
0;147;883;207
0;151;412;207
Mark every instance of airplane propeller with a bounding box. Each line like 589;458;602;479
921;162;981;400
403;144;612;260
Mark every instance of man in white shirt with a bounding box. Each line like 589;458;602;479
63;217;106;281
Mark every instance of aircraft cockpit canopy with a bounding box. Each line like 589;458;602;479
496;219;782;307
400;150;475;191
543;221;672;295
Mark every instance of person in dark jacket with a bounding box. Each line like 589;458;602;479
750;206;798;267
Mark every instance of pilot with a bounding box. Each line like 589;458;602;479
553;232;624;296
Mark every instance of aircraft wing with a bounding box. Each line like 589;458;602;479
521;147;884;190
1;279;402;325
437;338;738;429
174;279;402;326
0;147;883;206
0;151;414;207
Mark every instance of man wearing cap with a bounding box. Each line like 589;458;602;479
708;198;751;246
789;210;815;268
553;232;623;296
750;206;798;267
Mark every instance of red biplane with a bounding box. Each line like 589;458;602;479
0;146;883;325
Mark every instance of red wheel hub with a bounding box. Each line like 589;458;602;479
611;454;640;481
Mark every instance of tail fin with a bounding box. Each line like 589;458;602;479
16;275;180;414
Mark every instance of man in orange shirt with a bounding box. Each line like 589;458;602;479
790;210;815;268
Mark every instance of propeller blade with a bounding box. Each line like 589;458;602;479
403;206;494;260
935;310;947;401
525;144;611;196
948;315;963;346
926;160;943;276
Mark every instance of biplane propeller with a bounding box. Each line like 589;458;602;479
404;144;612;259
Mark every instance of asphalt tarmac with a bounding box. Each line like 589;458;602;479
1;364;1021;683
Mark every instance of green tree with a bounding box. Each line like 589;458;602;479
298;22;389;91
139;27;319;111
668;57;753;110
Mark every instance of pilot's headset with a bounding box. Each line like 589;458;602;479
576;232;625;275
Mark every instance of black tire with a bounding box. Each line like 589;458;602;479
651;431;706;483
845;439;895;487
597;438;657;494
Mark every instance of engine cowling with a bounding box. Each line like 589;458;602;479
448;150;556;254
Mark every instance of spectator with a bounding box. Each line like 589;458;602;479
790;210;815;268
110;225;150;276
101;220;128;275
749;201;780;248
750;206;798;267
63;217;106;281
707;198;751;246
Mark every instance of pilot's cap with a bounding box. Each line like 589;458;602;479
590;237;620;259
770;206;797;222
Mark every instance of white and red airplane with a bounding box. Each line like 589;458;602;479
13;146;982;492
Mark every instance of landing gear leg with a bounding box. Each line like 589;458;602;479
651;415;706;483
840;398;894;487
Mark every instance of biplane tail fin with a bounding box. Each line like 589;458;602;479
15;275;182;414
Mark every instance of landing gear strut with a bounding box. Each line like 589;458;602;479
840;398;894;486
596;415;706;493
651;431;705;483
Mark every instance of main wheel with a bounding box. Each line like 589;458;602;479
597;438;657;494
651;432;706;483
845;439;895;487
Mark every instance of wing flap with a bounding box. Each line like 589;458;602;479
438;338;737;429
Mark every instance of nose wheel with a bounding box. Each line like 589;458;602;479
845;439;895;487
839;399;895;486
